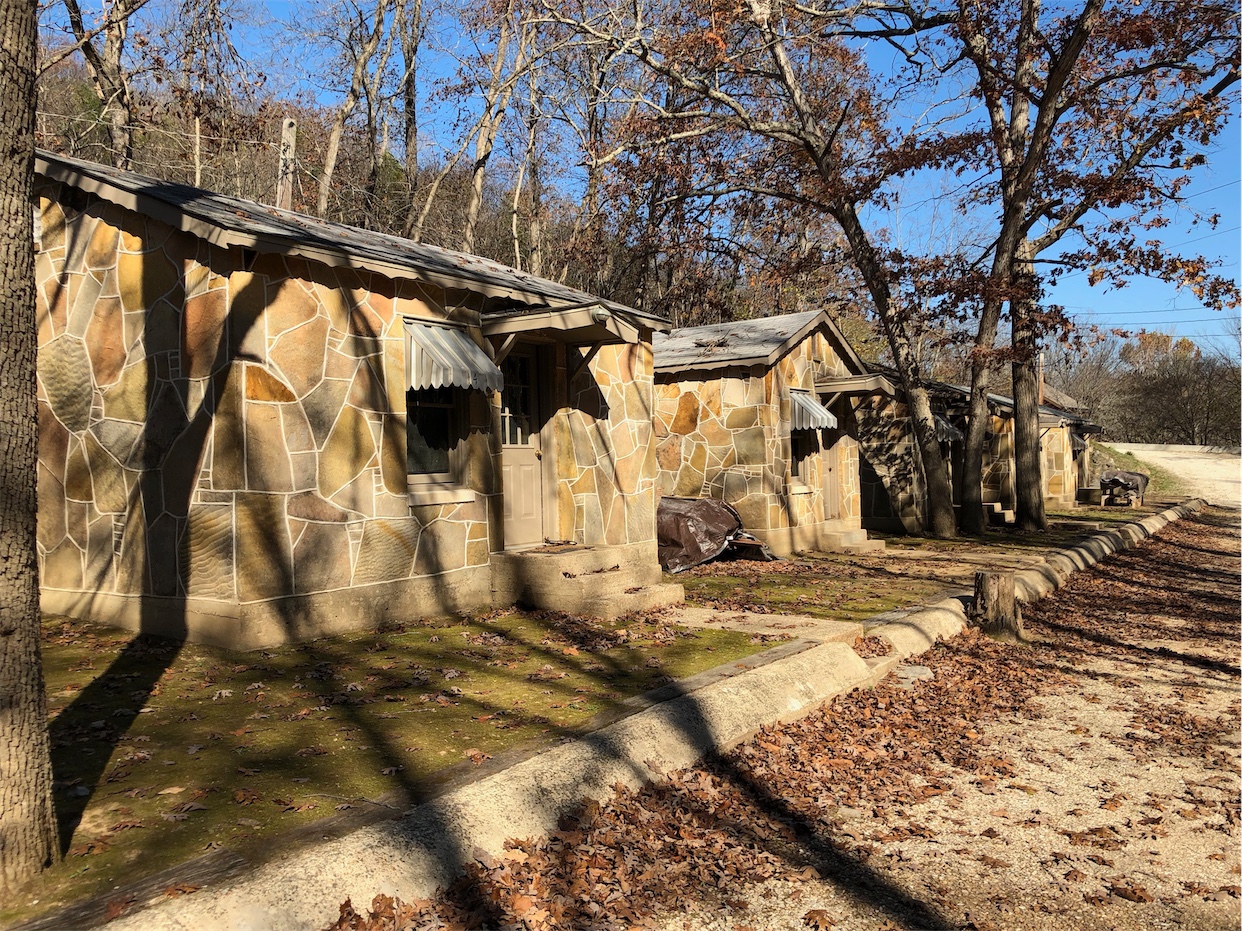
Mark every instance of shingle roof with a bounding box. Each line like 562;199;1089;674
35;150;668;330
654;310;865;374
1040;383;1085;413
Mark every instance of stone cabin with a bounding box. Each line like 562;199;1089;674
34;151;680;650
856;379;1099;533
652;310;886;556
982;390;1101;509
853;379;990;533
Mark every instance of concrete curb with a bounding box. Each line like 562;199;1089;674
99;499;1207;931
106;643;875;931
864;498;1206;654
1109;443;1241;456
1013;498;1206;602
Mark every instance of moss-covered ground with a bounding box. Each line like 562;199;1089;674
10;610;763;925
678;502;1178;625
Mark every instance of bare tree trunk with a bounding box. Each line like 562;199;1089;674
0;0;60;893
397;0;423;235
407;114;481;242
527;136;545;277
461;2;528;254
317;0;390;218
960;299;1004;535
1011;244;1046;530
361;4;400;220
833;201;956;538
63;0;135;169
510;79;544;275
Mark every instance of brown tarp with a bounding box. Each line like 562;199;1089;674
657;497;775;573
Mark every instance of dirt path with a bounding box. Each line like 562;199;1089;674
1110;444;1241;508
333;509;1239;931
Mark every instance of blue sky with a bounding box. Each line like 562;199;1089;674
52;1;1240;355
1044;117;1240;355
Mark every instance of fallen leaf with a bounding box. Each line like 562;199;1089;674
803;909;836;929
1110;883;1154;904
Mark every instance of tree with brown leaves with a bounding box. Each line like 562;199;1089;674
939;0;1239;531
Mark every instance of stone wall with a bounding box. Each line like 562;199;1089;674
980;414;1016;508
555;342;658;548
653;329;860;544
856;398;1020;532
854;395;927;534
34;182;494;644
1042;423;1076;503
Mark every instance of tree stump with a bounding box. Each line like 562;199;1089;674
969;570;1022;640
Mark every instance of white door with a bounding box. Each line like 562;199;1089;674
820;397;840;519
501;352;544;548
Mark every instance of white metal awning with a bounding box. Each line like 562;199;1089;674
404;320;504;393
934;414;964;443
790;391;837;431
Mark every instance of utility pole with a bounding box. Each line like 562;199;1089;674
275;117;296;211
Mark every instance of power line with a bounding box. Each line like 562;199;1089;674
1068;310;1232;320
1084;316;1239;326
1053;225;1242;283
1180;179;1241;200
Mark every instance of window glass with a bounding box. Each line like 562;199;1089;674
791;431;816;479
501;354;533;446
407;386;455;475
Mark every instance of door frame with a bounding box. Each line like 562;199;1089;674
499;342;558;549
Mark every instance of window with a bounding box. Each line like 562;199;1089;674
406;386;464;480
790;430;818;481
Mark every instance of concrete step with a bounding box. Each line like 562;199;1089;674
842;539;886;555
491;545;661;595
822;528;868;547
987;508;1015;525
519;581;684;618
518;566;646;602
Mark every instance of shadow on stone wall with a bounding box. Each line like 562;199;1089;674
45;184;465;861
853;397;925;534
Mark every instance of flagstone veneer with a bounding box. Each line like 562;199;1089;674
854;396;1017;533
34;176;666;648
34;183;502;646
553;342;659;548
655;329;861;553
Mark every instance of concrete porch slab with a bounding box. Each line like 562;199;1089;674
666;605;863;645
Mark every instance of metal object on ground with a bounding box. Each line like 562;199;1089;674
1100;469;1149;506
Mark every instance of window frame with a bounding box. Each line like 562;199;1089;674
405;385;475;505
789;428;818;489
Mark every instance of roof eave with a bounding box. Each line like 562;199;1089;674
35;153;668;327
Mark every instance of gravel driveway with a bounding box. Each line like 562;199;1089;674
1110;444;1241;508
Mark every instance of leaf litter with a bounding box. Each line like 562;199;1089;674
327;511;1240;931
